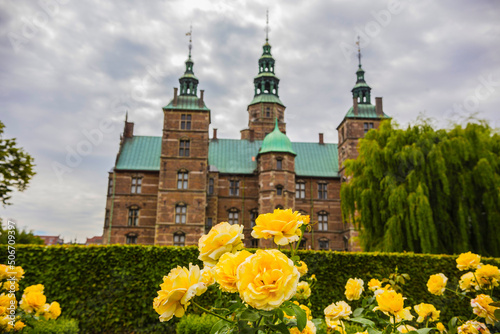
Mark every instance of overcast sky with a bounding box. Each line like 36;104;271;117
1;0;499;242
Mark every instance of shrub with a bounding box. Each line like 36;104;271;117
24;318;79;334
176;314;218;334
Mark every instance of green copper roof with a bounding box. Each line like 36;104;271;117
255;72;280;79
248;94;284;107
259;121;296;155
163;95;210;111
345;104;391;119
115;136;339;177
352;82;370;89
179;73;198;80
115;136;161;171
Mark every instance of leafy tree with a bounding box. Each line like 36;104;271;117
341;120;500;256
0;219;44;245
0;120;36;206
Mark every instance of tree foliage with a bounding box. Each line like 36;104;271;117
0;220;44;245
0;120;36;206
341;120;500;256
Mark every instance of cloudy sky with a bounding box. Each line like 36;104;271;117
1;0;499;242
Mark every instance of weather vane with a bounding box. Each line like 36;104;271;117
356;35;361;67
265;9;270;42
186;25;192;57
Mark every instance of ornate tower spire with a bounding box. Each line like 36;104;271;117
179;26;199;96
351;36;371;104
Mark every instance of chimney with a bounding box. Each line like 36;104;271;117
319;133;324;145
375;97;383;116
353;97;358;116
199;90;204;108
124;121;134;138
173;88;178;106
249;129;255;142
213;128;217;140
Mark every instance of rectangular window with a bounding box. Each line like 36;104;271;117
181;114;192;130
104;209;110;227
174;233;185;246
208;178;214;195
107;178;113;195
251;239;259;248
175;205;187;224
205;218;213;234
228;211;239;225
296;182;305;199
319;239;329;250
276;159;282;170
128;208;139;226
126;235;137;244
298;239;307;250
276;186;283;196
318;213;328;231
229;180;239;196
250;210;258;228
318;183;327;199
364;122;374;134
177;171;188;189
131;177;142;194
179;140;190;157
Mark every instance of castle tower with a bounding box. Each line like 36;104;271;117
241;14;286;141
155;34;211;246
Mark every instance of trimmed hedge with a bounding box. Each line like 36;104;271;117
2;245;498;333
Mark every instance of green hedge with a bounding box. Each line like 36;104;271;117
2;245;498;333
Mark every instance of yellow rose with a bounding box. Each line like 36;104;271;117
48;301;61;319
436;322;447;333
457;320;490;334
295;281;311;300
251;209;308;246
474;264;500;289
456;252;481;271
290;320;316;334
198;222;244;267
13;267;24;281
236;249;299;310
296;261;308;276
459;272;476;292
20;291;46;313
427;274;447;296
0;293;16;314
374;290;413;322
355;331;369;334
397;325;417;333
2;281;19;292
324;300;352;322
153;264;207;322
374;284;394;296
213;250;252;293
414;303;440;323
0;265;8;280
368;278;382;292
14;320;26;331
325;319;346;333
24;284;44;295
345;278;364;301
200;267;215;286
471;294;498;325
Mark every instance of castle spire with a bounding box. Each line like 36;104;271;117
179;26;199;96
351;36;371;104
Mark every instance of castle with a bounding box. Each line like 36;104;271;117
101;32;389;250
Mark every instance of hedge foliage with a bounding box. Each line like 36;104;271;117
2;245;498;333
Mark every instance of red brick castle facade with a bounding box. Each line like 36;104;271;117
101;35;389;250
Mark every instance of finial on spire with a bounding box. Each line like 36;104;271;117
186;25;193;58
265;9;270;42
356;35;361;67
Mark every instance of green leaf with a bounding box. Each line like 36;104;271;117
290;302;307;331
416;328;433;334
267;323;290;334
353;307;365;318
494;309;500;320
210;319;228;334
240;309;260;322
490;302;500;307
368;328;382;334
349;317;375;328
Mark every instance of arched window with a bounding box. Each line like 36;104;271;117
275;205;284;210
126;232;138;244
175;204;187;224
319;238;329;250
174;232;185;246
177;170;188;189
228;208;239;225
128;206;139;226
318;211;328;231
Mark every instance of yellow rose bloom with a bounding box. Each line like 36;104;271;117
290;320;317;334
213;250;252;293
14;320;26;331
414;303;440;323
459;272;476;292
251;209;308;246
345;278;364;301
0;265;8;280
325;319;346;333
23;284;44;295
471;294;498;325
153;264;207;322
324;300;352;322
437;322;447;333
474;264;500;289
48;301;61;319
200;267;215;286
374;290;412;322
368;278;382;292
456;252;481;271
0;293;17;313
295;281;311;300
374;284;394;296
2;281;19;292
427;273;447;296
198;222;244;267
13;267;24;281
236;249;299;310
457;320;490;334
296;261;308;276
20;291;46;313
397;325;417;333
